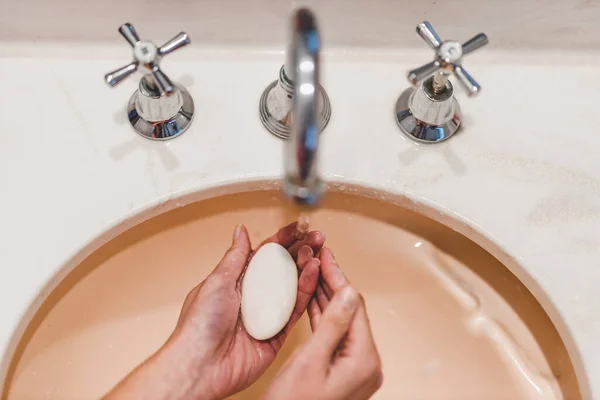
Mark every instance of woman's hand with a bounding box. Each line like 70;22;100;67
262;248;383;400
104;222;325;400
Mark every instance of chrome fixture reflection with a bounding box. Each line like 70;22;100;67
104;23;194;140
395;21;488;143
258;11;331;142
262;9;329;207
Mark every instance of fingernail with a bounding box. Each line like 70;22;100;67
302;245;314;257
339;286;359;312
233;224;242;241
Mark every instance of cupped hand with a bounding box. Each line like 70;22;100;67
171;222;325;398
104;222;325;400
262;248;383;400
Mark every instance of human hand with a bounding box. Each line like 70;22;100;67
103;222;325;400
262;248;383;400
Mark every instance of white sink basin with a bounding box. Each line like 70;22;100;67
4;186;581;399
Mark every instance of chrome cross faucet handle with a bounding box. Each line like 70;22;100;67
395;21;488;143
410;21;488;96
104;23;195;140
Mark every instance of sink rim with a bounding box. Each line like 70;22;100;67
0;177;590;396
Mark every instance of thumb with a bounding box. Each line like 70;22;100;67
212;224;251;282
308;285;360;359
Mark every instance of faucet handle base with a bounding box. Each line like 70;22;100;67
259;66;331;140
127;83;195;140
394;83;462;143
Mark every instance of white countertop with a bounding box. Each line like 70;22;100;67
0;43;599;397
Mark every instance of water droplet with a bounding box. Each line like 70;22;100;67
295;214;310;238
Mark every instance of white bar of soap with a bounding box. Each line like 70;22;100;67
241;242;298;340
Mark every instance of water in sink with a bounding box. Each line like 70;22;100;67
5;190;580;399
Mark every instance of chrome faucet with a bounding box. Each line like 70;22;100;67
104;23;195;140
259;8;331;206
395;22;488;143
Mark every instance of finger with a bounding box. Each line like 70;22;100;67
340;296;379;359
318;274;334;299
320;247;349;292
322;281;333;299
306;285;360;360
296;245;314;270
257;221;299;249
271;258;320;349
315;283;330;312
287;231;326;258
211;224;252;282
284;258;320;331
330;298;382;398
308;298;322;331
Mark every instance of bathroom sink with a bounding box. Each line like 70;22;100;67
4;186;581;399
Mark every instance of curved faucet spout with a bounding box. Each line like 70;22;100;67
282;8;325;207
